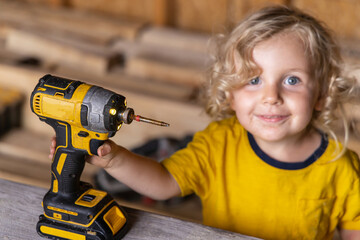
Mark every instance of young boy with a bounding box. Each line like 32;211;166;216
50;5;360;239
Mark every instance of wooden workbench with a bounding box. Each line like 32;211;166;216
0;178;259;240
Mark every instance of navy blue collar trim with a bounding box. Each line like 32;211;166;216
247;132;328;170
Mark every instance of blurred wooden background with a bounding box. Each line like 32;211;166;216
0;0;359;224
11;0;359;40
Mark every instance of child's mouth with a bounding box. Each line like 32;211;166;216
257;114;290;123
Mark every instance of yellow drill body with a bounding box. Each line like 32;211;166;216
31;75;130;240
32;79;110;155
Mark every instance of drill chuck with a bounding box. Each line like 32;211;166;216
118;107;135;124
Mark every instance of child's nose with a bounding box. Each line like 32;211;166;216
262;84;283;105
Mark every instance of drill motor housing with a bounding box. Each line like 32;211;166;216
32;74;127;154
31;75;129;240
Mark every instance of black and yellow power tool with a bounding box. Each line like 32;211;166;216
30;74;169;240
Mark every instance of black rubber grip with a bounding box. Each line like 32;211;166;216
47;119;87;194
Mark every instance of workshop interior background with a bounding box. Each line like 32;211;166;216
0;0;359;224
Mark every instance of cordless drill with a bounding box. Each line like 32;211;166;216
30;74;169;240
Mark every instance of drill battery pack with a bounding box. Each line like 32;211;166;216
36;184;129;240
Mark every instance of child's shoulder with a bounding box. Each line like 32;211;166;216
206;116;240;131
322;138;360;171
197;116;245;140
342;148;360;171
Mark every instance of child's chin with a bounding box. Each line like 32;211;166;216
252;131;289;143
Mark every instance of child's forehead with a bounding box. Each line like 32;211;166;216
233;31;315;78
237;30;311;63
254;34;312;71
255;31;305;49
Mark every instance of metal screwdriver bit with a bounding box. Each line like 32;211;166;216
134;115;170;127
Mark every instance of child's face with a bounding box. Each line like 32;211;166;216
231;33;322;143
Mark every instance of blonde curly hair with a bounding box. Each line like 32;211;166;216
204;5;358;151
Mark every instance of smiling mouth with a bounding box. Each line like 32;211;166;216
256;114;290;123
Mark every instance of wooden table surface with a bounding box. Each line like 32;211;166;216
0;178;259;240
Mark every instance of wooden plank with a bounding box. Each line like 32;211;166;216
0;24;11;40
292;0;360;40
0;129;100;188
0;153;98;190
15;0;64;7
0;45;32;64
0;0;146;43
125;55;205;87
111;37;210;69
0;153;51;189
5;29;114;75
70;0;159;25
226;0;287;24
116;194;203;223
0;129;60;165
0;85;23;136
138;27;210;54
153;0;168;26
0;43;197;102
121;27;210;87
0;178;258;240
167;0;286;33
112;37;210;87
169;0;229;33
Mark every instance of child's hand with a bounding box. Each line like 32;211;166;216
49;136;57;160
49;136;181;200
86;140;123;169
48;137;121;169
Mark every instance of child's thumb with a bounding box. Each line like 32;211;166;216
98;142;112;157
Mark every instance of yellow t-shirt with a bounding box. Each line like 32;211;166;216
161;116;360;239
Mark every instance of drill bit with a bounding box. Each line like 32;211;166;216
134;115;170;127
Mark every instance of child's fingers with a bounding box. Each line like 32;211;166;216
98;142;111;157
49;136;56;159
86;155;109;168
48;148;54;159
51;136;56;147
49;146;55;154
85;141;115;168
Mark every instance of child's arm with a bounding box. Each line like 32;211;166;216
340;229;360;240
49;137;181;200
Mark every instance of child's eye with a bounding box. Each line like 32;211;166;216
284;76;300;85
249;77;261;85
